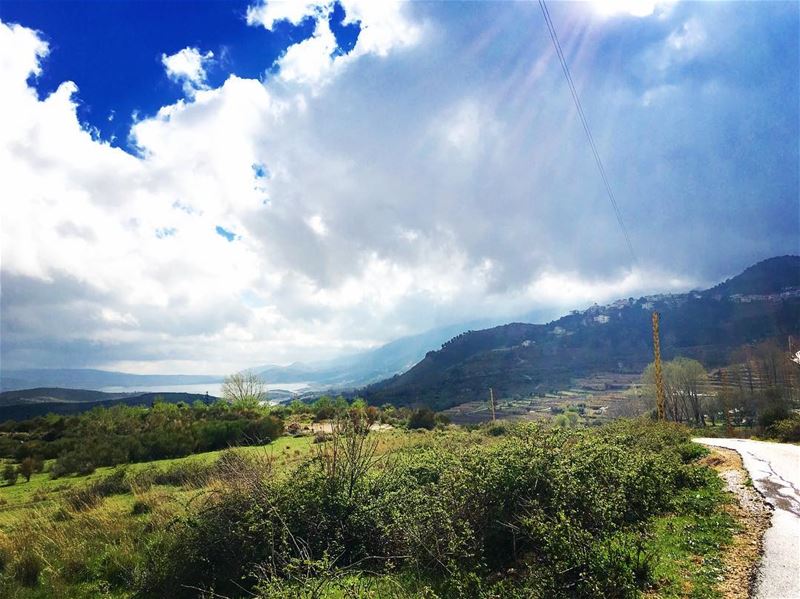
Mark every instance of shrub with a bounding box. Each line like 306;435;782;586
64;468;131;511
50;452;91;479
483;422;508;436
64;486;101;512
759;402;791;428
312;431;331;444
2;463;17;485
19;457;34;482
408;407;436;430
93;468;131;495
769;414;800;442
131;500;152;515
135;420;706;598
13;550;41;587
3;403;284;475
132;460;214;489
0;535;11;573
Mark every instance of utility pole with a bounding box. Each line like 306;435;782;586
651;312;666;421
489;387;496;422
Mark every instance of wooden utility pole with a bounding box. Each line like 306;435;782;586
651;312;666;421
489;387;496;421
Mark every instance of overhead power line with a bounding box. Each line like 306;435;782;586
538;0;637;265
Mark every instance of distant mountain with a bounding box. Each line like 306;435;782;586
0;368;222;393
254;319;526;387
0;387;122;406
0;313;558;396
707;255;800;296
364;256;800;410
0;388;216;420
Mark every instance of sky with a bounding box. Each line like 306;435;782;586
0;0;798;375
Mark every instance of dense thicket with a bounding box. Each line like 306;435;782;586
141;419;716;598
0;400;283;475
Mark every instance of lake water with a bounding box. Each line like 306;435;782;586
98;382;309;396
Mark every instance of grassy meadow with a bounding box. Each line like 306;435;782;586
0;416;741;599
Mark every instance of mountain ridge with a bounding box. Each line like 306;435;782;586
0;388;216;420
0;369;223;393
364;256;800;409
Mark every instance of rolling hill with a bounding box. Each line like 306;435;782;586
364;256;800;410
0;369;222;393
0;388;216;420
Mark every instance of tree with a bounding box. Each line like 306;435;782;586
2;463;18;485
19;457;34;482
222;372;267;406
643;357;707;424
289;399;308;414
350;398;367;411
312;396;335;420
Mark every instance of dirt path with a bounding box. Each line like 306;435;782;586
696;438;800;599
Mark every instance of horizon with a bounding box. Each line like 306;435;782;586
2;252;795;378
1;1;798;375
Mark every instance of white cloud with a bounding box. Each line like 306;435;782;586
589;0;674;19
276;14;339;87
161;47;214;95
0;20;48;84
247;0;422;90
246;0;323;29
436;100;502;161
338;0;421;57
306;214;328;236
1;1;797;373
667;18;705;54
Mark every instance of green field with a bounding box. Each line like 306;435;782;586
0;435;316;527
0;421;742;598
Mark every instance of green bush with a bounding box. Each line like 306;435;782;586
2;464;17;485
769;414;800;442
408;407;436;430
4;403;284;477
759;402;791;428
131;500;152;515
133;419;709;598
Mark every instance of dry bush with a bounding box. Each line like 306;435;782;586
314;413;381;499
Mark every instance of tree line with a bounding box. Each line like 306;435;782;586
641;340;800;439
0;399;283;477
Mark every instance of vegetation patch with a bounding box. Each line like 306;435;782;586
0;419;744;598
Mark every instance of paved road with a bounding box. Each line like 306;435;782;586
695;438;800;599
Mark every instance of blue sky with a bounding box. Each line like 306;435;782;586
0;1;797;373
0;0;357;147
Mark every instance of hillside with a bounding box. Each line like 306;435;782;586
0;388;216;420
365;256;800;409
0;369;222;393
253;318;534;387
1;320;530;394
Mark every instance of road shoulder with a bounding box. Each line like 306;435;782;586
701;447;771;599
